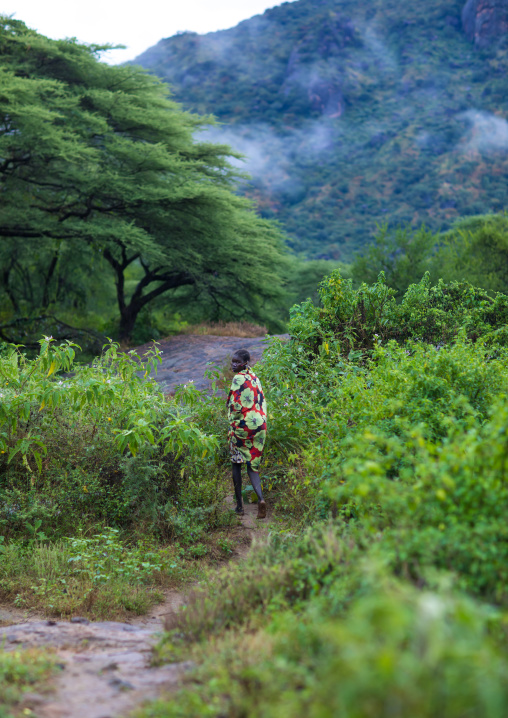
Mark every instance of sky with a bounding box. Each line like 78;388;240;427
1;0;297;64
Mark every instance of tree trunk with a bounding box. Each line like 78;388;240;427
103;247;196;342
118;306;138;341
117;273;195;341
42;250;60;308
2;263;19;313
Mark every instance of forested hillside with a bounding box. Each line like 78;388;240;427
135;0;508;259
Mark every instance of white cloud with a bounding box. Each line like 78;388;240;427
361;24;398;73
201;120;337;192
459;110;508;154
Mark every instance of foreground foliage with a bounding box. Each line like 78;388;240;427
0;648;56;718
136;272;508;717
0;338;235;616
3;270;508;710
0;338;220;538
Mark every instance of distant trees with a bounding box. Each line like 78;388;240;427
351;214;508;298
351;225;436;298
0;18;288;339
436;214;508;292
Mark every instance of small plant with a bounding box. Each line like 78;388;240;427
217;536;235;555
66;527;174;584
241;484;259;504
24;519;48;547
185;543;208;559
0;648;56;715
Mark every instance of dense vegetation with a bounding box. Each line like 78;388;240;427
2;264;508;713
126;271;508;717
351;212;508;297
0;337;234;617
135;0;508;259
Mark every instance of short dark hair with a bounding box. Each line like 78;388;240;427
233;349;250;364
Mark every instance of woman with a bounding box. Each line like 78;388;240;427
226;348;267;519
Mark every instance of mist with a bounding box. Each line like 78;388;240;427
459;110;508;154
201;120;338;199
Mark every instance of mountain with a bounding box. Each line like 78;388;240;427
463;0;508;47
134;0;508;260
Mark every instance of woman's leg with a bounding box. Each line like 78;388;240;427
247;465;266;518
246;465;264;502
232;462;244;513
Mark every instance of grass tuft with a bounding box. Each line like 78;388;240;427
0;648;56;718
180;321;268;338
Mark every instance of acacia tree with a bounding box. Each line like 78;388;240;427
0;18;288;338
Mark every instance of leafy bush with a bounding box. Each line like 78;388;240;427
0;338;221;538
290;270;508;358
325;394;508;601
145;585;508;718
140;271;508;717
279;284;508;600
0;648;56;718
66;527;173;584
0;530;189;618
159;522;362;647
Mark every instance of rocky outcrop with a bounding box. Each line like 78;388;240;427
462;0;508;47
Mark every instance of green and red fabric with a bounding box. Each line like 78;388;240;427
227;368;267;471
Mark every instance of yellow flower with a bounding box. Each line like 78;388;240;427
108;417;112;422
83;486;88;493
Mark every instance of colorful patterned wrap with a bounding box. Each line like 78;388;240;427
227;368;267;471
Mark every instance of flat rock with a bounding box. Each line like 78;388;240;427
1;617;190;718
135;333;289;393
1;621;156;652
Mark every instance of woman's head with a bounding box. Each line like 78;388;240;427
231;349;250;373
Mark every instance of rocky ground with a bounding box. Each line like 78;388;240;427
135;333;288;393
0;501;267;718
2;613;188;718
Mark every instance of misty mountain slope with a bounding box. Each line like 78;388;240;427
134;0;508;259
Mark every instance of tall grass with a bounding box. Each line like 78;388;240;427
180;321;268;337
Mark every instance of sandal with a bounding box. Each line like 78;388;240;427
257;500;267;519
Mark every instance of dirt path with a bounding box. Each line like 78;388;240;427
1;500;270;718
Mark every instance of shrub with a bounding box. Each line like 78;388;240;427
0;648;56;718
0;338;221;539
137;271;508;717
142;583;508;718
0;531;187;618
289;270;508;358
326;395;508;601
